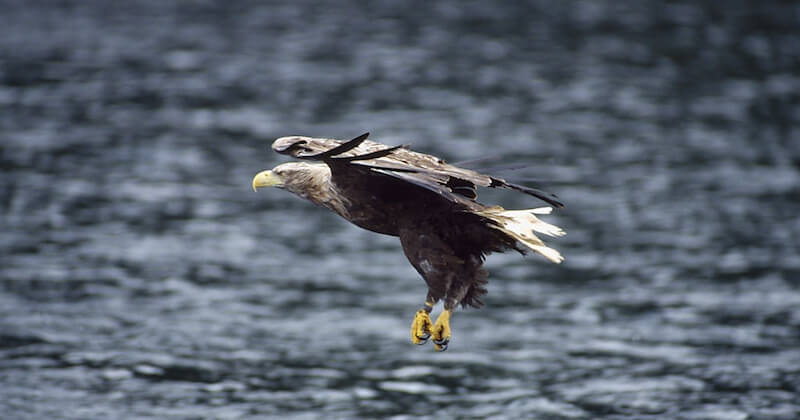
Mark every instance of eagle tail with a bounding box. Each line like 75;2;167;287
480;206;565;263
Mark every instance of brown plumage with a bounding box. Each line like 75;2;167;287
252;132;564;350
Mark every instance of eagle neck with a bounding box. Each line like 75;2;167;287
296;168;351;220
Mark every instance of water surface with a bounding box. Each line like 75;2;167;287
2;1;799;419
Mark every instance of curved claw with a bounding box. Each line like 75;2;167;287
433;338;449;352
410;309;433;345
431;310;452;352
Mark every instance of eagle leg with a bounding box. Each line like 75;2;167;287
410;299;435;345
429;280;471;352
431;309;452;352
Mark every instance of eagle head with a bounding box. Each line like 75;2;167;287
252;162;330;198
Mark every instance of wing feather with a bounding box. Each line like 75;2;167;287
369;168;473;204
271;134;564;207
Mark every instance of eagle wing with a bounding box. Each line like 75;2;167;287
271;132;564;208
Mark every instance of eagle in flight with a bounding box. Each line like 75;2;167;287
252;133;564;351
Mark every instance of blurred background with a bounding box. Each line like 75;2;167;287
1;0;799;419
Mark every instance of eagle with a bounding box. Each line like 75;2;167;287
252;133;564;351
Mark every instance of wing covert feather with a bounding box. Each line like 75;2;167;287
271;133;563;207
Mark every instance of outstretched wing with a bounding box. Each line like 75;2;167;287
271;132;564;208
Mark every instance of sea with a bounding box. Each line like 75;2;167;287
1;1;799;419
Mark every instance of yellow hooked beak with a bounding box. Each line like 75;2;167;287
252;170;284;191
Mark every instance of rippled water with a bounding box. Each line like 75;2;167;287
2;1;799;419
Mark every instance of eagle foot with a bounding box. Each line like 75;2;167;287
410;308;433;345
432;309;452;352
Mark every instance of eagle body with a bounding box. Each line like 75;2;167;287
253;133;564;350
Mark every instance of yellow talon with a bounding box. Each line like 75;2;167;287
432;309;452;351
410;308;433;345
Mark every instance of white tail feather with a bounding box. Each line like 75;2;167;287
480;207;565;263
530;245;564;264
497;209;565;238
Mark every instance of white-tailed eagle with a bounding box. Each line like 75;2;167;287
252;133;564;351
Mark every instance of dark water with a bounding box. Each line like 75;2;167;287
2;1;800;419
